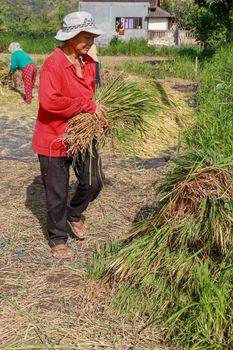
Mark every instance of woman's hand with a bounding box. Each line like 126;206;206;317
95;102;109;129
95;102;107;117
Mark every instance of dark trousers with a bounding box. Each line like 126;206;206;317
38;145;103;247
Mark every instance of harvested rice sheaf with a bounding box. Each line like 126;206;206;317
0;64;25;90
63;113;103;156
116;161;233;263
0;65;11;87
62;77;152;155
162;167;233;221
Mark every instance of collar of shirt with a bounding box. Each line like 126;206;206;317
54;48;91;68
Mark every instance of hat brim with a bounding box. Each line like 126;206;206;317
55;27;105;41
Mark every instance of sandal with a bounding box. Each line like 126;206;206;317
51;244;73;259
67;219;88;240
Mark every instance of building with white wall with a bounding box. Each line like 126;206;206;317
147;3;173;31
79;0;150;45
79;1;195;47
79;0;172;45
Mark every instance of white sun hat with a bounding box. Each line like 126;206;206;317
8;42;22;53
55;11;105;41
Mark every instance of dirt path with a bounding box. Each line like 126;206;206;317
0;158;169;349
0;111;171;349
1;53;172;65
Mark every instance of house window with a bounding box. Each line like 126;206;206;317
115;17;142;31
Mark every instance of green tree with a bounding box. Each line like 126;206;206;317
0;0;11;31
192;0;233;47
38;15;58;37
58;4;66;22
161;0;173;12
171;0;196;29
161;1;196;29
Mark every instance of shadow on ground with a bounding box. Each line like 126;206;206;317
143;59;174;65
0;115;35;162
25;175;48;240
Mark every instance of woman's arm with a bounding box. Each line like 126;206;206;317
9;52;18;73
39;67;96;118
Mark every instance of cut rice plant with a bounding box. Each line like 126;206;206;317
111;77;194;159
95;158;233;278
0;60;24;91
62;113;103;157
62;76;153;156
90;44;233;349
91;158;233;349
0;61;11;88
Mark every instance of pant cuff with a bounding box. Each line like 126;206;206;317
48;239;67;248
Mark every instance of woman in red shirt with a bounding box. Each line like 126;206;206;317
32;12;106;258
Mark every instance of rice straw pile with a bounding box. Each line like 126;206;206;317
90;44;233;350
0;64;11;88
62;77;151;156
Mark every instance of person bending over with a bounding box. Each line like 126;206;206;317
8;42;37;104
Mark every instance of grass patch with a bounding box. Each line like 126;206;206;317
186;44;233;161
0;34;201;58
0;33;58;54
99;38;201;58
119;55;198;81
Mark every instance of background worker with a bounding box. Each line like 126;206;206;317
88;43;101;88
8;42;37;104
118;23;125;36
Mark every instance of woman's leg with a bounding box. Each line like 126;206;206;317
38;155;71;248
32;64;37;89
67;142;103;222
22;64;35;104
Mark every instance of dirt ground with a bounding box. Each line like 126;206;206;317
0;53;172;66
0;57;195;349
0;157;169;350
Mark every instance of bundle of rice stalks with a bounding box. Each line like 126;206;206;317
125;158;233;257
62;113;103;156
0;64;11;88
0;62;24;90
100;68;126;88
119;80;195;158
62;76;152;156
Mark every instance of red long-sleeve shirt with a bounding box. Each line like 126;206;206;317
32;48;96;156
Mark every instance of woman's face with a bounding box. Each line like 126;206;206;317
70;31;95;55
